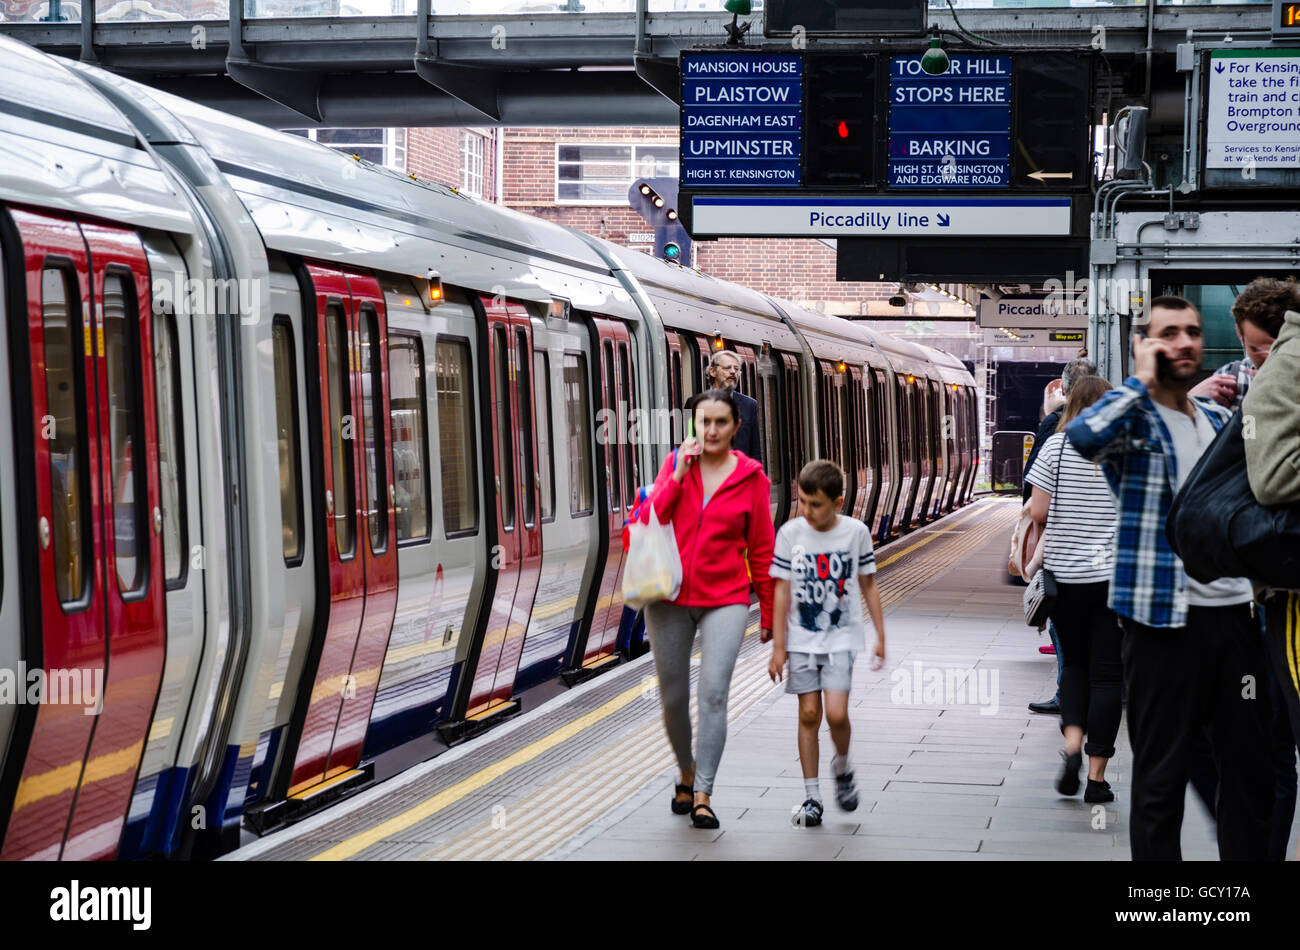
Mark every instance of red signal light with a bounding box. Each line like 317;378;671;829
837;120;849;139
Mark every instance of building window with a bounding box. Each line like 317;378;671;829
285;128;407;171
556;143;679;204
461;130;486;198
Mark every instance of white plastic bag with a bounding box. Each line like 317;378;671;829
621;503;682;610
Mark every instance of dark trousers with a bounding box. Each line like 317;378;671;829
1264;591;1300;860
1049;581;1122;758
1121;604;1273;861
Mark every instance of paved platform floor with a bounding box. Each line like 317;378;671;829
227;497;1297;861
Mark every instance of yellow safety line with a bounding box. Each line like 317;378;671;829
308;499;1004;861
307;679;648;860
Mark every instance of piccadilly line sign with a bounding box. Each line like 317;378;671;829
690;196;1072;238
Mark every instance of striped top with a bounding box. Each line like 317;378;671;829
1025;431;1118;583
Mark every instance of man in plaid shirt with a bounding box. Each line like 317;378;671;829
1067;296;1272;861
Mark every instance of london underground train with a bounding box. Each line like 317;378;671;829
0;36;977;861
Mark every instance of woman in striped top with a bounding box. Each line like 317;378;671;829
1025;376;1120;804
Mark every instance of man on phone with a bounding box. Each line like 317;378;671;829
1067;295;1272;861
707;350;763;464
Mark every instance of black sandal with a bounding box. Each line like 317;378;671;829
671;784;693;815
691;803;720;829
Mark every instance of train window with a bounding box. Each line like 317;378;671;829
272;319;304;562
603;341;620;513
326;303;356;557
358;307;388;554
563;352;594;517
388;332;430;543
670;349;682;445
42;264;89;608
619;342;638;508
435;338;478;536
516;330;536;527
154;309;188;583
102;270;148;594
534;350;555;523
493;326;515;530
763;375;782;485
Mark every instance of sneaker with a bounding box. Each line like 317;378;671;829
792;799;823;827
834;770;860;812
1084;779;1114;803
1057;749;1082;796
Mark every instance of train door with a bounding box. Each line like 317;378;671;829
287;265;397;794
918;379;940;523
757;345;785;522
0;211;167;860
893;375;915;536
585;318;638;664
665;330;684;445
463;296;542;715
848;367;872;521
871;369;894;540
781;353;802;521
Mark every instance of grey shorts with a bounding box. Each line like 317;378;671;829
785;651;855;695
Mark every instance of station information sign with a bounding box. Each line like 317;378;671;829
680;52;804;188
889;55;1012;189
1205;48;1300;169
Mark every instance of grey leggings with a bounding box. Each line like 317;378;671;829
644;602;748;795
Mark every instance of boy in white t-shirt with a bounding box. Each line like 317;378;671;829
768;460;886;827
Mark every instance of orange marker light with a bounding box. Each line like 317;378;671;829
837;360;847;373
907;374;916;384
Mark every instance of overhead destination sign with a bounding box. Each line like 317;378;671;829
690;196;1071;237
1205;48;1300;168
889;55;1012;189
681;53;803;188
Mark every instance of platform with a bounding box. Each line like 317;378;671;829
224;497;1275;862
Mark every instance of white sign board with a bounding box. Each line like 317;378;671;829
626;232;655;243
977;297;1088;329
983;328;1087;347
1205;48;1300;169
690;196;1071;237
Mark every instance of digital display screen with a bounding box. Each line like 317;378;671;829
1275;0;1300;33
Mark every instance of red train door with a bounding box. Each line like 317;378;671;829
0;211;165;861
325;273;398;775
465;297;542;714
586;318;636;663
290;265;367;793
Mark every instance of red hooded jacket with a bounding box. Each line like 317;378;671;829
638;450;776;629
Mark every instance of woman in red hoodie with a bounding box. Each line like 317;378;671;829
640;388;775;829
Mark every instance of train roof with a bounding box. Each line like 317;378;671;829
67;63;640;321
0;37;195;235
594;239;802;352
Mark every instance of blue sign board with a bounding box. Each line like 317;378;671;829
888;55;1012;189
681;53;803;188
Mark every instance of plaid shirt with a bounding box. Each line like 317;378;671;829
1215;357;1256;411
1066;377;1232;629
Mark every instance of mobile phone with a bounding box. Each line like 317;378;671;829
685;416;702;455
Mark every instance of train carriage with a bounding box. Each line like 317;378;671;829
0;35;977;860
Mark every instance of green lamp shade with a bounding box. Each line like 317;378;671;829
920;38;949;76
724;0;751;15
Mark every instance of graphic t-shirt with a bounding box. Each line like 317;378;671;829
769;515;877;655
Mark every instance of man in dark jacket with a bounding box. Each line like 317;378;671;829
708;350;763;464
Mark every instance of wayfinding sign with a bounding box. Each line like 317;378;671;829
681;52;804;188
690;196;1070;237
1205;49;1300;169
889;55;1012;188
976;296;1088;329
